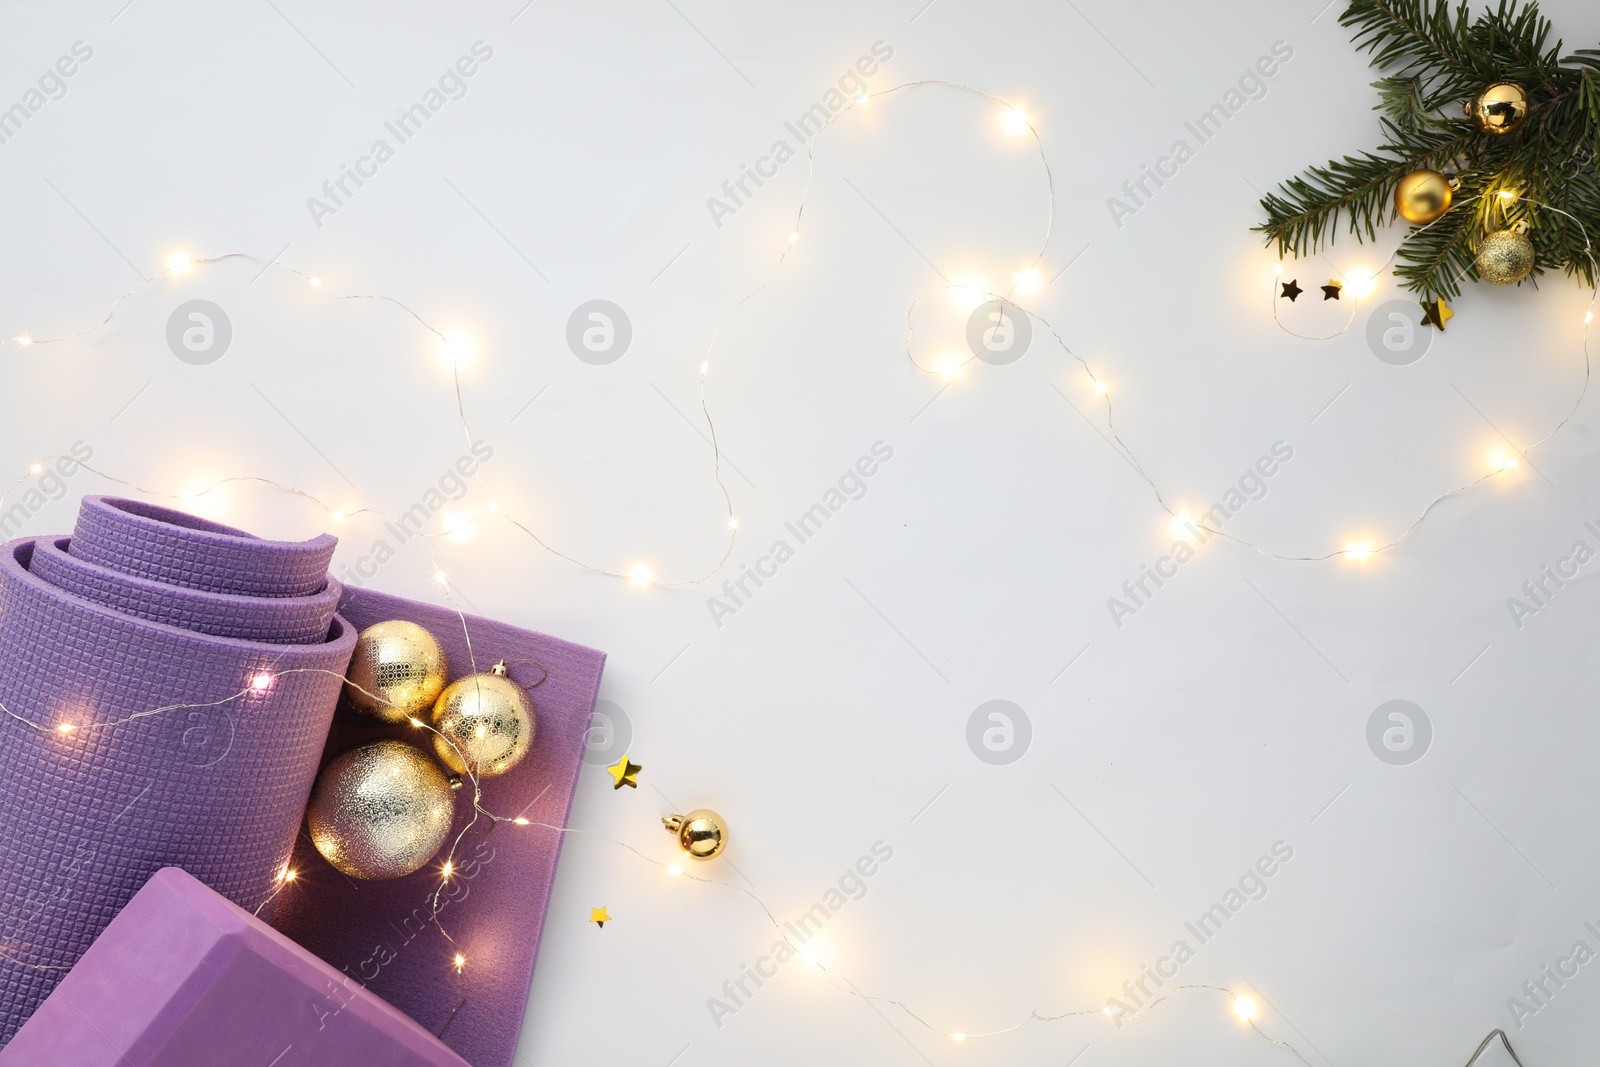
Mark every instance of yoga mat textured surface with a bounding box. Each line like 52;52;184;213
272;586;606;1067
0;498;355;1041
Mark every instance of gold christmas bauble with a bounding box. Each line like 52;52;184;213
663;808;728;860
430;661;535;777
345;620;448;723
1394;169;1454;225
1470;82;1529;135
307;740;455;880
1475;225;1535;285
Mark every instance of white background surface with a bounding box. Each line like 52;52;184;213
3;1;1600;1065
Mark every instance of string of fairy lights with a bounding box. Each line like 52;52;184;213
4;83;1592;580
0;74;1589;1062
0;637;1543;1066
0;649;1319;1059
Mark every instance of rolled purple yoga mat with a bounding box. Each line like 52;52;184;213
0;498;355;1040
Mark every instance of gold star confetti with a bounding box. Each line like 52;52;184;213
1321;280;1343;300
607;755;641;789
589;906;611;928
1421;297;1454;330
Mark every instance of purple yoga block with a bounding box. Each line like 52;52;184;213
0;867;468;1066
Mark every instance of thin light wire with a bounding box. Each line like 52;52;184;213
2;254;736;586
0;654;1532;1066
5;87;1588;578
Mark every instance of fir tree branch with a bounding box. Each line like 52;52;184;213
1258;0;1599;295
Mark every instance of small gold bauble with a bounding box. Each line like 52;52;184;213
345;620;448;723
663;809;728;860
430;661;535;777
1475;224;1535;285
307;740;455;880
1469;82;1529;135
1394;169;1454;225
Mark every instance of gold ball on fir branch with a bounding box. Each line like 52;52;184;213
1475;224;1535;285
345;620;448;723
1469;82;1530;136
663;809;729;860
307;740;455;880
430;661;535;778
1394;169;1454;225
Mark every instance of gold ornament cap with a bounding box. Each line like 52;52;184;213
664;808;728;860
1469;82;1530;135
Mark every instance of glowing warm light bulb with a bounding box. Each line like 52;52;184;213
1093;380;1109;395
513;816;529;825
629;565;653;586
167;253;193;275
436;331;475;368
1000;105;1030;136
1234;995;1258;1022
56;722;77;735
487;501;500;512
938;354;967;382
1103;1004;1117;1016
1586;311;1594;325
667;863;682;877
948;277;987;312
1172;510;1201;541
444;512;476;541
442;861;454;879
1346;541;1373;562
329;510;345;523
1503;457;1519;470
29;463;42;474
309;275;323;287
1014;267;1041;295
1345;268;1377;297
700;361;709;375
250;672;273;693
727;516;739;530
434;569;449;585
788;231;799;244
283;868;296;883
453;954;466;974
1499;189;1517;201
952;1033;966;1042
408;717;423;728
15;336;34;346
1274;263;1284;277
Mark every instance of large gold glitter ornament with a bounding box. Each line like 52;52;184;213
430;660;535;777
345;620;448;723
1394;169;1455;225
307;740;455;880
1469;82;1529;136
1475;223;1535;285
663;809;728;860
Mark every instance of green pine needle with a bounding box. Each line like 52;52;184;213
1256;0;1598;296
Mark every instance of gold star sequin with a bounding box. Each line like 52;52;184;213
608;755;641;789
1420;297;1454;330
590;906;611;928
